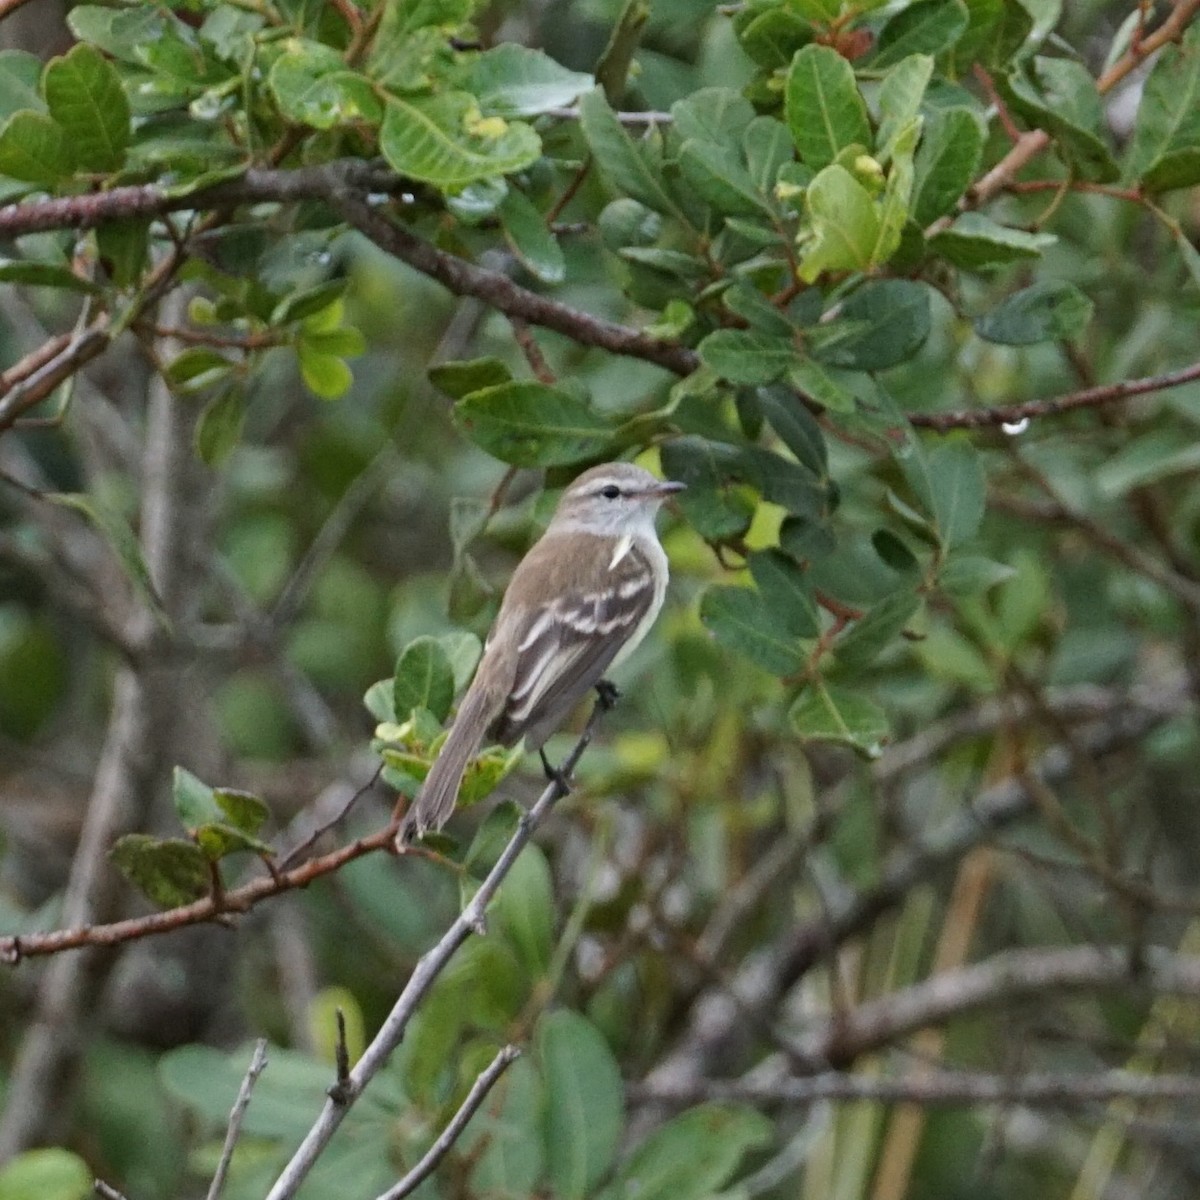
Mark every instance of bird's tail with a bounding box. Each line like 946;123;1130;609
397;686;496;845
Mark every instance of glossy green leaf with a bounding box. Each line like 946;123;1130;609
790;682;890;755
461;44;593;116
579;88;681;216
700;584;805;675
698;328;799;384
213;788;270;837
1003;56;1119;181
756;384;829;472
43;43;130;171
467;1057;545;1196
974;280;1093;344
96;218;149;287
679;138;773;218
499;187;565;283
195;386;244;468
928;441;986;546
380;93;541;189
298;342;354;399
872;0;969;68
673;87;756;144
798;164;880;281
0;110;74;184
456;381;613;466
834;590;919;669
1125;23;1200;191
538;1010;624;1198
743;115;795;192
394;636;456;724
270;40;382;129
938;553;1017;596
110;835;210;908
877;54;934;163
814;279;931;370
785;44;871;171
748;548;820;636
429;356;513;399
736;5;813;70
599;1103;772;1200
912;106;985;225
929;212;1055;267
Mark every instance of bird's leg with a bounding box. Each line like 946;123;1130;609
595;679;621;710
539;746;570;790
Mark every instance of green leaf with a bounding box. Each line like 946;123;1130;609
173;765;221;829
788;355;858;414
298;342;354;399
196;386;246;467
673;87;756;144
871;0;969;68
96;218;149;287
213;788;269;837
912;106;984;225
380;93;541;189
272;281;350;326
0;110;74;184
270;40;381;129
456;381;613;466
110;835;210;908
1003;56;1119;181
0;1148;91;1200
785;44;871;171
461;44;593;116
698;328;799;384
47;493;167;627
743;115;795;193
659;437;757;540
798;164;881;281
430;357;513;399
1124;23;1200;191
928;211;1055;267
499;187;565;284
491;843;554;975
814;279;931;370
679;138;774;218
364;679;396;723
467;1058;545;1196
394;636;456;724
927;441;986;546
0;50;44;122
834;591;919;669
578;88;681;216
42;43;130;172
939;553;1016;596
873;116;919;264
790;682;889;755
600;1103;772;1200
973;280;1093;344
735;5;813;70
748;549;820;636
699;584;805;675
165;347;232;393
741;445;828;519
756;384;829;472
877;54;934;163
537;1011;624;1199
0;259;99;293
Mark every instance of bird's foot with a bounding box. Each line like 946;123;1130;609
595;679;621;711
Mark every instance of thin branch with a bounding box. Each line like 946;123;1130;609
0;821;395;964
376;1045;522;1200
93;1182;130;1200
908;358;1200;431
0;325;111;432
263;705;605;1200
207;1040;269;1200
632;1069;1200;1109
788;946;1200;1067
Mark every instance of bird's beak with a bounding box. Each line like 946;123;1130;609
653;480;686;495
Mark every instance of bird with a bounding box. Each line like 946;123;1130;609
398;461;684;843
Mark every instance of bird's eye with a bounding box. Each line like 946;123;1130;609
600;485;621;500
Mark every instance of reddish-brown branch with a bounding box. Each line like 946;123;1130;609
0;0;38;18
973;63;1022;144
0;822;401;964
1007;178;1145;202
509;316;556;383
909;358;1200;431
0;325;111;433
0;332;72;393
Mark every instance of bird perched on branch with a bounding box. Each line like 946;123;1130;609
398;461;684;843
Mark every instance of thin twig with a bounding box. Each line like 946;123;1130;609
207;1040;269;1200
93;1182;130;1200
263;704;605;1200
277;766;383;871
375;1045;522;1200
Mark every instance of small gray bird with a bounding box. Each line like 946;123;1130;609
399;461;684;842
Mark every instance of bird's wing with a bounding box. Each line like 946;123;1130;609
492;546;656;746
